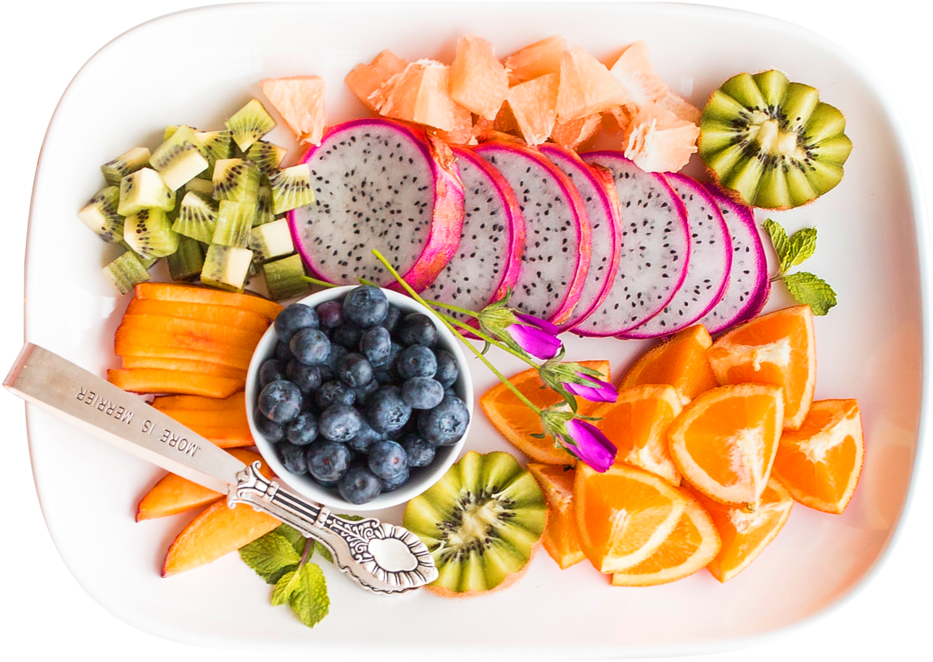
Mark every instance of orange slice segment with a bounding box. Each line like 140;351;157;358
574;463;686;573
620;325;717;404
611;491;720;586
690;478;794;582
591;384;682;485
707;305;816;430
480;360;610;465
527;463;585;569
668;384;784;506
771;399;864;514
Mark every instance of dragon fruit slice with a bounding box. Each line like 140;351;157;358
576;151;690;336
473;140;590;327
421;145;524;325
698;184;770;333
621;173;732;339
289;119;465;291
537;143;623;331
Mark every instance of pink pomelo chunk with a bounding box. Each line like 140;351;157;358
550;113;602;151
380;60;472;132
609;40;670;108
556;46;631;122
507;74;559;146
623;102;700;173
449;35;509;121
503;35;568;85
345;50;409;112
260;76;327;146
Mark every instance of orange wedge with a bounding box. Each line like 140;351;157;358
527;463;585;569
771;399;864;514
591;384;682;485
574;463;687;573
690;479;793;582
668;384;784;506
707;305;816;430
480;360;610;465
620;325;717;404
611;491;720;586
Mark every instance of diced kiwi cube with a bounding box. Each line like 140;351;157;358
225;98;276;152
245;140;287;177
254;186;275;226
167;236;205;282
201;244;253;292
173;191;218;243
101;147;151;186
123;207;179;259
104;251;151;295
248;218;294;262
213;200;254;248
212;158;261;203
78;186;124;243
150;125;210;190
269;164;315;214
118;168;175;216
185;177;215;198
263;254;309;301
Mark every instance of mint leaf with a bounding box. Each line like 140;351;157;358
787;227;818;269
784;272;838;315
762;219;790;273
288;563;330;628
273;524;308;556
239;531;302;585
314;541;334;564
272;569;301;607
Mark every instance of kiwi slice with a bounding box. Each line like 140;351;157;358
167;235;204;282
150;125;210;190
103;251;151;294
245;140;287;177
201;244;253;292
263;254;309;301
173;191;218;243
213;200;254;248
101;147;151;186
699;70;853;209
249;218;294;262
269;164;315;213
403;451;547;596
225;99;276;152
78;186;124;242
118;168;175;216
212;158;261;203
254;186;275;226
123;207;179;260
184;177;215;199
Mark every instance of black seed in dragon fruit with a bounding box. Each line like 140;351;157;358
288;119;465;292
472;140;590;327
698;184;770;333
421;145;524;328
622;173;732;339
538;143;623;332
576;151;690;336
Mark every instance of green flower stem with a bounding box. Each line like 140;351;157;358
372;250;542;414
300;276;338;289
431;308;541;369
421;299;480;318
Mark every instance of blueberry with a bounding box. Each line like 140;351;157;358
286;360;322;393
398;313;438;347
315;380;356;410
258;380;303;423
373;369;393;386
352;379;380;407
368;440;408;482
401;377;445;409
315;300;344;330
275;340;293;363
386;414;417;440
259;359;286;388
290;328;331;365
318;404;363;442
347;418;385;453
330;323;363;349
286;411;318;445
367;386;412;433
337;353;374;388
254;413;285;443
324;343;349;372
274;304;319;342
398;433;435;468
338;465;383;504
308;441;351;483
380;305;403;335
397;345;437;380
360;326;392;366
433;350;459;388
418;394;470;446
319;364;336;383
343;286;389;329
444;386;457;399
279;443;309;475
380;466;410;492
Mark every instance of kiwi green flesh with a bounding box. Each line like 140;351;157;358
78;186;124;242
201;245;253;292
403;451;546;594
101;147;151;186
213;201;255;248
700;70;850;209
124;208;179;260
225;99;276;152
118;168;176;216
254;187;275;226
269;165;315;214
104;251;151;294
263;254;309;301
173;192;218;244
246;141;287;176
213;159;261;203
167;236;204;282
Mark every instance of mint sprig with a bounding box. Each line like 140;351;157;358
762;219;837;315
240;524;330;629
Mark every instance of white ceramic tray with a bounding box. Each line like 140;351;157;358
23;2;927;658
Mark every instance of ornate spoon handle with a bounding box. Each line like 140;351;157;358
230;462;437;594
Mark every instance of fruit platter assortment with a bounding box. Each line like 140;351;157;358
70;30;863;629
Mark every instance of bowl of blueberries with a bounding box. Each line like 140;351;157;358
245;285;474;510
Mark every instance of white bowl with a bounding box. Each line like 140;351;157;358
245;285;474;511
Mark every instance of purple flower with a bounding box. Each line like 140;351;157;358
506;313;562;360
539;361;617;405
565;419;617;472
563;372;617;403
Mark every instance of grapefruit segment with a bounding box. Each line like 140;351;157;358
506;74;559;145
556;46;631;122
380;60;472;132
550;113;602;151
503;35;567;85
345;49;409;112
623;101;700;173
260;75;326;145
449;35;508;121
609;40;670;108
